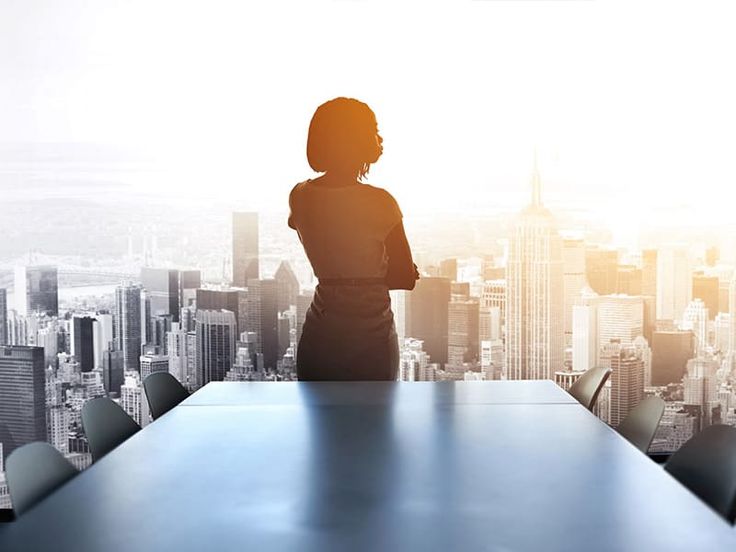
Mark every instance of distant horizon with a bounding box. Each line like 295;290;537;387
3;1;736;231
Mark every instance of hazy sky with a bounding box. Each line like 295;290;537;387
2;1;735;238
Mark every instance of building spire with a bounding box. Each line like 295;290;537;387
531;149;541;207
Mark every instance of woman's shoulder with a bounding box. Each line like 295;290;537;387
360;183;398;204
291;179;312;194
361;183;402;221
289;179;312;204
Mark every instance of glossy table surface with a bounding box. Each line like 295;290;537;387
2;381;735;551
180;379;579;406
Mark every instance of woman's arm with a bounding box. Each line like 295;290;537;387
384;221;419;290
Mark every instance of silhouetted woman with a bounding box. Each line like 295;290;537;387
289;97;418;381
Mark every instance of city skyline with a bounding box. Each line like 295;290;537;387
3;160;736;512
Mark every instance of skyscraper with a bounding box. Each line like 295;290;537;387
692;273;719;320
562;239;586;348
728;271;736;366
601;341;644;427
651;330;695;386
196;288;247;336
505;161;564;380
179;270;202;311
13;265;59;317
166;323;189;384
389;289;408;342
0;288;7;345
140;353;170;379
399;338;434;382
274;261;300;314
585;248;618;296
479;306;501;343
0;345;46;462
141;268;181;323
481;280;506;318
407;277;451;366
120;372;150;428
616;265;643;295
195;309;236;387
641;249;658;298
447;299;479;365
93;313;114;370
71;315;96;372
681;299;709;355
37;324;59;369
656;245;691;323
102;349;124;396
595;294;644;363
232;212;259;287
114;283;143;372
572;304;597;373
439;258;458;282
246;279;279;370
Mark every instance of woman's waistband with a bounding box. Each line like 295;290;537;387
318;277;386;286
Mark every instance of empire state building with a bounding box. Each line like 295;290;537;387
505;160;564;380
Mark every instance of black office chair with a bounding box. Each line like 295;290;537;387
143;372;190;420
82;397;141;462
616;396;665;454
568;366;612;411
6;442;78;516
664;425;736;524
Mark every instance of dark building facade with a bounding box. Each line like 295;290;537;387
114;283;143;372
72;315;96;372
651;330;695;386
0;288;7;345
141;268;181;323
274;261;299;314
247;279;279;370
692;274;719;320
408;277;451;366
447;299;480;365
196;289;247;336
179;270;202;310
14;265;59;317
195;309;236;387
0;346;46;462
102;348;125;396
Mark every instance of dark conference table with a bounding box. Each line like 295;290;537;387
2;381;736;551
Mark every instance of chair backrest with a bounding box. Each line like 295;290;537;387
568;366;612;411
143;372;190;420
6;442;77;516
82;397;141;462
616;396;665;454
665;424;736;524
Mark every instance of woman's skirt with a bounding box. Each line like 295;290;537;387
296;284;399;381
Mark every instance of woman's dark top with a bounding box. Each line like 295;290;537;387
288;179;403;380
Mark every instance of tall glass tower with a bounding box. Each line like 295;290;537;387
114;283;143;372
505;160;564;380
0;345;46;463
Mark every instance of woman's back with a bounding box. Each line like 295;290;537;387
289;180;402;280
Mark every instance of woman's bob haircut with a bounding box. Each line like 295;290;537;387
307;97;382;179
